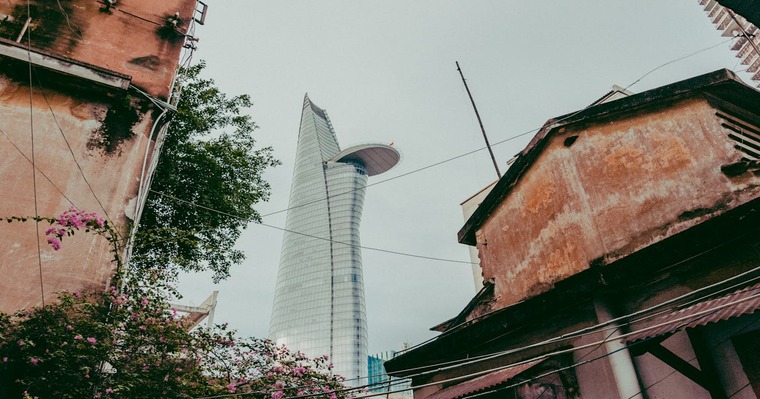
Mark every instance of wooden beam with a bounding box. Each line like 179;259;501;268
646;342;727;399
687;330;729;399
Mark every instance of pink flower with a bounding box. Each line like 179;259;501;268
271;391;284;399
2;357;7;362
66;325;73;331
227;383;236;393
86;337;97;345
141;298;148;306
47;236;62;250
74;335;82;340
105;388;114;394
29;357;38;365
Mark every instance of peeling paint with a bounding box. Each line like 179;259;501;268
477;98;760;307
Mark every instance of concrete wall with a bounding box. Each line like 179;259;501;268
475;97;760;307
0;0;197;312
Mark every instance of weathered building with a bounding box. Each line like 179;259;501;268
386;69;760;399
0;0;204;312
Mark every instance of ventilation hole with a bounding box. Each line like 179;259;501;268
564;135;579;147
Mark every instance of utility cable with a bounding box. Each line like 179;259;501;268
0;127;77;208
621;37;734;92
25;0;45;307
372;291;760;399
261;37;737;221
30;66;125;244
332;255;760;387
437;227;760;361
191;277;760;399
148;38;740;268
623;315;760;399
148;189;476;265
55;0;83;40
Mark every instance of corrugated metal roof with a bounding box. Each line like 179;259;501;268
625;282;760;343
426;360;542;399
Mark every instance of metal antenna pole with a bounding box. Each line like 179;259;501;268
456;61;502;179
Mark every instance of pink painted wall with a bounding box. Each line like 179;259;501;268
0;0;197;312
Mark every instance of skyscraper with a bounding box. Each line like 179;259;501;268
269;94;400;385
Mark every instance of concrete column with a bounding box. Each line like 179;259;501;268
595;299;645;399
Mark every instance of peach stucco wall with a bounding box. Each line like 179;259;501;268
0;0;197;312
0;0;196;99
0;77;157;311
476;98;760;307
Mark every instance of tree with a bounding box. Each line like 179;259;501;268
131;61;279;283
0;286;348;398
0;211;347;398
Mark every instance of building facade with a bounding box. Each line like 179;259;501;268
0;0;203;312
700;0;760;88
270;95;400;384
386;70;760;399
369;349;413;399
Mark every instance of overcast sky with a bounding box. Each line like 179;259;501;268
176;1;749;355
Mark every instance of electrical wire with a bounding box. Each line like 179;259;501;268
370;291;760;399
148;189;476;266
260;37;737;221
624;316;760;399
24;0;45;307
191;273;760;399
143;38;740;270
55;0;83;40
30;66;125;243
621;37;734;92
331;251;760;388
0;127;77;208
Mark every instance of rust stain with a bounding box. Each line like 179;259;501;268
523;180;557;215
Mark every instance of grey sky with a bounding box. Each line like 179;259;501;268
177;1;746;355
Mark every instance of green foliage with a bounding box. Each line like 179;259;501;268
90;94;142;154
0;284;347;398
131;61;279;283
0;210;346;398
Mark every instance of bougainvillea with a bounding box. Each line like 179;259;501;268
0;210;348;398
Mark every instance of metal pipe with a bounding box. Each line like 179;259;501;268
456;61;502;179
595;299;645;399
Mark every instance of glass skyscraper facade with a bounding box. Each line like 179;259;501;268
269;94;400;385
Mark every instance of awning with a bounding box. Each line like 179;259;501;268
625;282;760;343
426;360;542;399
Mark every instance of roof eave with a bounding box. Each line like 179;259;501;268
458;68;758;246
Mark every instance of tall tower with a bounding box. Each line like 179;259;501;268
269;95;399;385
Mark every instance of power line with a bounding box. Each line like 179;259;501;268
25;0;45;307
192;293;752;399
0;127;77;208
190;267;760;399
261;37;736;221
30;65;125;243
148;189;476;265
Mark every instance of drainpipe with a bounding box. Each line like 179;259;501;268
594;299;645;399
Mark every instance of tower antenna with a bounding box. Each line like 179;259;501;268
456;61;502;179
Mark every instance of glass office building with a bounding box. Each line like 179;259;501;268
269;94;400;385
